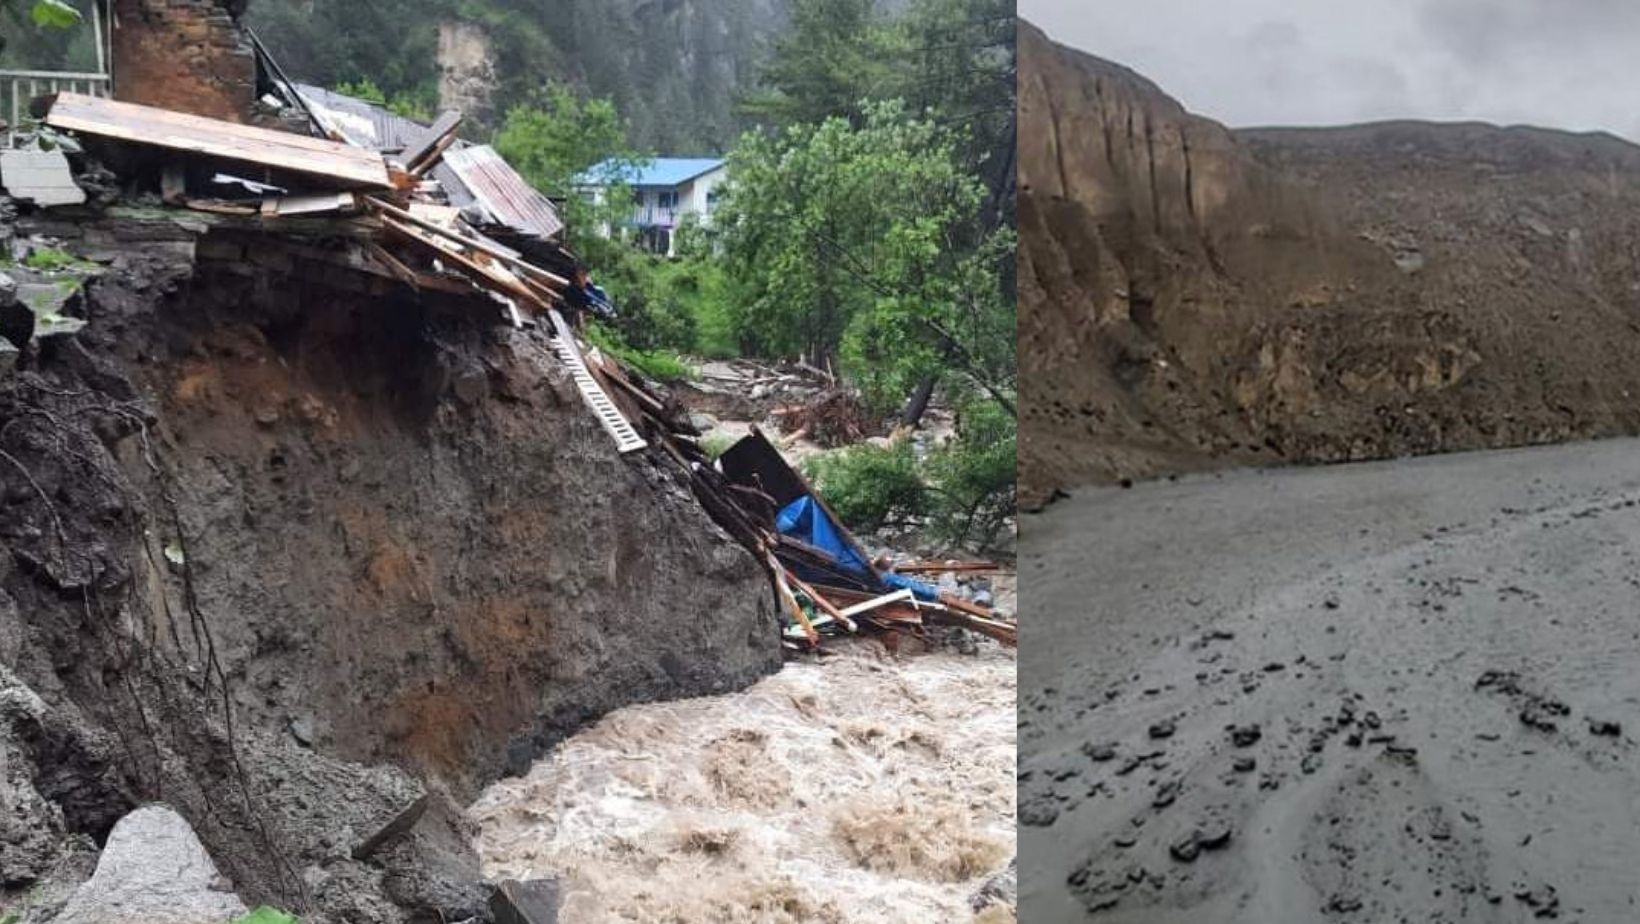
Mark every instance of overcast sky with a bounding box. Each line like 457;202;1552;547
1021;0;1640;142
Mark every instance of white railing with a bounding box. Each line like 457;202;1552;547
629;205;680;228
2;70;112;147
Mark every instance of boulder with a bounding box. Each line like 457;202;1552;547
53;805;248;924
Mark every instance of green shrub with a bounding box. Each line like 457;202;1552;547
699;432;736;460
585;322;696;383
802;440;928;533
22;247;82;271
233;908;299;924
596;251;737;359
926;399;1016;549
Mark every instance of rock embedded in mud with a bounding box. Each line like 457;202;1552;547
1019;793;1060;827
1148;718;1176;739
1083;742;1117;762
1196;819;1233;851
1514;883;1561;918
1587;717;1621;737
52;805;248;924
1169;832;1202;863
1168;817;1234;865
1152;780;1179;808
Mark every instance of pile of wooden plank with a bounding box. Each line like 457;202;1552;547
30;92;579;326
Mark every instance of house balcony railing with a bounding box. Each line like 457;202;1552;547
627;205;681;228
2;70;112;147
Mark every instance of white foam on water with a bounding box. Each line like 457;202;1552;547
471;638;1017;923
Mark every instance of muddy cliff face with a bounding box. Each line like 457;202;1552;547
1019;19;1640;504
1;212;779;919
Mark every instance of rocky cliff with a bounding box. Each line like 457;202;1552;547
248;0;787;151
1019;19;1640;504
0;204;779;920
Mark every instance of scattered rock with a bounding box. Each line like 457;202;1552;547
1588;718;1621;737
1019;793;1060;827
1514;883;1561;918
1169;832;1202;863
1148;719;1176;739
1152;780;1179;808
1082;742;1117;762
1228;724;1261;747
969;858;1017;914
1326;894;1365;913
1167;817;1233;864
288;714;315;747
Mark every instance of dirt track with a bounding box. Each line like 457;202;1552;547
1020;438;1640;922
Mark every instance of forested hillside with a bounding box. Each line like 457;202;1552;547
247;0;788;151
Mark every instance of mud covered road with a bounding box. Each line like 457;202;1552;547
1020;438;1640;922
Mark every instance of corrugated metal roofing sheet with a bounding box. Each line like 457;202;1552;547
293;83;475;210
444;144;565;241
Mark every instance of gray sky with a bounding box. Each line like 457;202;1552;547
1021;0;1640;142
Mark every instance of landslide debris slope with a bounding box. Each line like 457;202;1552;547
0;203;779;921
1019;19;1640;505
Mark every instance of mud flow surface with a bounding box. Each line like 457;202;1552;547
1021;438;1640;923
472;634;1018;924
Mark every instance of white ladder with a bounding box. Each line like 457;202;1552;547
547;310;648;454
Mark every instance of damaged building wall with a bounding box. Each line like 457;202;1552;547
111;0;256;122
0;212;780;919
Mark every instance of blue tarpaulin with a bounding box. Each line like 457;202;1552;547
775;495;939;601
776;496;872;576
882;570;939;603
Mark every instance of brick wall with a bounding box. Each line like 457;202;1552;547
112;0;255;123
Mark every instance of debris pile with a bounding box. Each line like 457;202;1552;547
713;428;1016;650
769;387;880;447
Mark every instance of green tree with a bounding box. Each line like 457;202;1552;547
879;0;1016;230
333;78;435;122
491;83;645;265
716;101;1014;416
737;0;890;129
0;0;83;64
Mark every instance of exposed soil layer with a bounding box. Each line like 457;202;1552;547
473;632;1018;923
1020;437;1640;922
1;207;779;920
1019;19;1640;505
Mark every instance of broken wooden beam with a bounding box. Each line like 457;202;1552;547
365;197;569;290
401;110;464;173
351;793;431;860
891;559;1002;574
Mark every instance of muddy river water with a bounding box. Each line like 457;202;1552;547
473;629;1017;923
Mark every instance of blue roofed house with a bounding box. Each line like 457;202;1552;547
576;157;728;257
